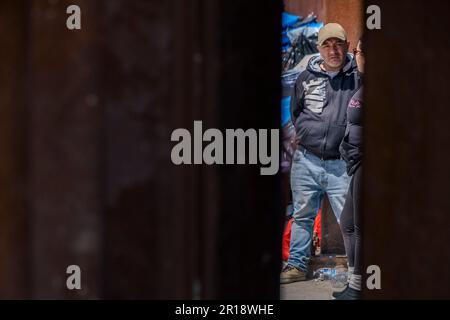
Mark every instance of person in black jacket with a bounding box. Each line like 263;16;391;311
334;40;364;300
281;23;362;284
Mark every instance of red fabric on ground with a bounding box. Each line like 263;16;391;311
282;209;322;261
282;218;293;261
314;209;322;246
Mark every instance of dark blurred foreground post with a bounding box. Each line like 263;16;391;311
0;0;281;299
363;0;450;299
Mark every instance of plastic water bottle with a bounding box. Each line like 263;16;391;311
331;270;348;288
313;268;348;288
313;268;337;281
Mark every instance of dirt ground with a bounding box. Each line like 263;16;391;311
280;279;343;300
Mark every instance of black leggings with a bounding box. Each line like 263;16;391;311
340;165;362;276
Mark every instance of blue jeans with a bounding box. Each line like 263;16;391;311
288;148;350;271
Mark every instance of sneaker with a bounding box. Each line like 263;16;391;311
280;265;307;284
332;285;349;299
335;286;362;300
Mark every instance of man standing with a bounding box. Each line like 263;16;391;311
281;23;362;284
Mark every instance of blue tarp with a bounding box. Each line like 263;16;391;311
282;12;323;52
281;13;322;126
282;12;302;29
281;97;291;127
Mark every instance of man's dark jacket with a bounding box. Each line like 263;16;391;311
290;53;362;160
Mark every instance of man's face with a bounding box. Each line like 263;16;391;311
317;38;349;71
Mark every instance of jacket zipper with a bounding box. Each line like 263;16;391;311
321;77;334;160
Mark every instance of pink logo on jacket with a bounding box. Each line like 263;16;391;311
349;99;362;108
